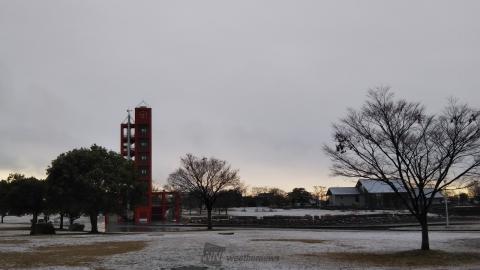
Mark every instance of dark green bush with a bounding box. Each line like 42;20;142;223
31;223;55;235
69;223;85;231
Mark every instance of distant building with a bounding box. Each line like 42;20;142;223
327;179;444;209
326;187;363;207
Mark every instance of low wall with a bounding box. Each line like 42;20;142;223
430;205;480;216
187;213;443;227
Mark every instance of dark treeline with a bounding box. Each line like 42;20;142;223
0;145;145;235
0;149;331;233
182;186;325;215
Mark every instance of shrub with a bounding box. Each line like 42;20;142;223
31;223;55;235
69;223;85;231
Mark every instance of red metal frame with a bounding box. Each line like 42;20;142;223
152;191;182;223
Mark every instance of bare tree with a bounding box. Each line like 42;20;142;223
250;186;269;196
237;182;249;210
313;186;327;207
468;180;480;199
168;154;240;230
324;87;480;250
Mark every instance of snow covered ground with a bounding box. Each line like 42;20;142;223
98;229;480;269
1;214;478;269
1;215;480;270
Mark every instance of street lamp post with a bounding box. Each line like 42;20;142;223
444;180;449;228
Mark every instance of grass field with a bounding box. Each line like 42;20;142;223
0;241;147;269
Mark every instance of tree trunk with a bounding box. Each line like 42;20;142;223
69;215;75;226
30;212;38;235
89;213;99;233
207;207;213;230
59;213;64;230
420;215;430;250
1;215;4;223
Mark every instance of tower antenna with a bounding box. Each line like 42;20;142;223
126;109;132;160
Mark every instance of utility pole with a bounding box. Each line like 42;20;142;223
444;180;449;228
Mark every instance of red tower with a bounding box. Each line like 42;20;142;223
118;104;181;226
120;104;152;223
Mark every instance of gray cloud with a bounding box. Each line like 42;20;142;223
1;0;479;190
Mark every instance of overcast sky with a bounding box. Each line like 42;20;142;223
1;0;479;191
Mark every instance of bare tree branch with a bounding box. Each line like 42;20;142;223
167;154;240;230
324;87;480;250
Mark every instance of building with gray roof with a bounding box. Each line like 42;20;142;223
327;179;444;209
